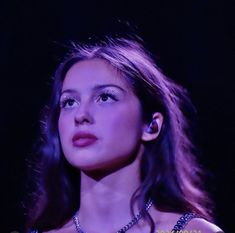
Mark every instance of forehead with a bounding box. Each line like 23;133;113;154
62;58;132;91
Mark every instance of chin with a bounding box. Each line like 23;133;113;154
64;153;103;170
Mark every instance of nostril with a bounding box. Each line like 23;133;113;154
74;111;93;125
75;116;91;125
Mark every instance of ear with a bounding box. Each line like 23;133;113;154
141;112;164;142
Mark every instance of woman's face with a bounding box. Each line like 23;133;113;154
58;59;147;172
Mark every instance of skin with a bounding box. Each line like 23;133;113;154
59;59;148;173
44;59;223;233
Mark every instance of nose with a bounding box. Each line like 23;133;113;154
74;101;94;125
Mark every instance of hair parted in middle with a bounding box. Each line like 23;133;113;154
26;35;214;233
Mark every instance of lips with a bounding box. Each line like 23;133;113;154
72;132;98;147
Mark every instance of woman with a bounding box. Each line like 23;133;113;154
26;36;224;233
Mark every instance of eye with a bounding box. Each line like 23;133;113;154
97;93;117;103
60;97;79;109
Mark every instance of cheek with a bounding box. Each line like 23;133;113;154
58;114;70;143
58;115;64;135
103;103;143;141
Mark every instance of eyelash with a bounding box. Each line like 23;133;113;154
97;92;117;102
59;97;78;109
59;91;118;109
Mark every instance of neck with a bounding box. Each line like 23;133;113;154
78;145;145;232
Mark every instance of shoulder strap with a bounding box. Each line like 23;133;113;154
171;212;200;232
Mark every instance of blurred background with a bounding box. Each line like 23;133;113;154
0;0;234;232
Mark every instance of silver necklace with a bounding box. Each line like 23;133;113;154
73;199;153;233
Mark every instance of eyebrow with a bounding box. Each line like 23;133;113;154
61;84;126;95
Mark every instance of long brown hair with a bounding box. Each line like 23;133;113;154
25;36;214;232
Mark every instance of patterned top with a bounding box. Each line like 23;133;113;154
30;212;199;233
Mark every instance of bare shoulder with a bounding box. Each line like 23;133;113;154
185;218;224;233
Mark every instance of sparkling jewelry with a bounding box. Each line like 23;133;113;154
73;199;153;233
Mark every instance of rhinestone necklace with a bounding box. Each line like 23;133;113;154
73;199;153;233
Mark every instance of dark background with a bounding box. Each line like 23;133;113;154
0;0;234;232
